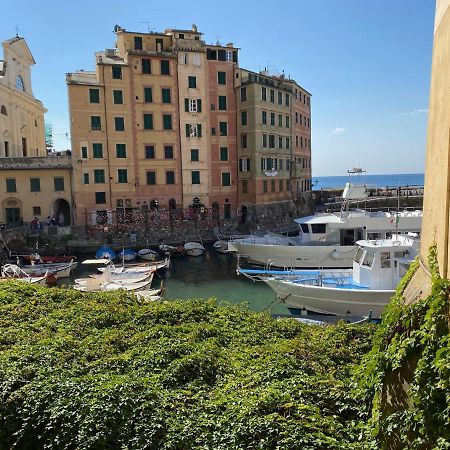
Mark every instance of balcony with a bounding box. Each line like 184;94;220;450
0;153;73;170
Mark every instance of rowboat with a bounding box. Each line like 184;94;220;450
137;248;158;261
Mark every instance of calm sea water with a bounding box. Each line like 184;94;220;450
68;246;289;315
313;173;424;190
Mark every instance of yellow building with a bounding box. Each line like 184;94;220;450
0;36;72;226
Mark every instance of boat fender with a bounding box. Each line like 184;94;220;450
331;250;341;260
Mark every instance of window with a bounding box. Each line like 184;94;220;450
192;54;201;66
296;135;298;147
269;134;275;148
262;87;267;101
270;89;275;103
278;91;282;105
16;75;25;91
279;159;283;170
188;76;197;88
286;138;290;149
113;90;123;104
54;177;65;191
300;136;303;148
262;133;267;148
144;87;153;103
241;111;247;126
286;159;290;171
116;143;126;158
267;158;273;170
166;171;175;184
83;173;89;184
219;122;228;136
271;180;276;192
295;112;298;123
277;114;282;127
81;146;88;158
141;58;151;74
263;180;268;193
134;36;143;50
218;95;227;110
239;158;251;172
262;111;267;125
156;38;163;51
211;127;216;135
91;116;101;131
186;124;202;137
241;134;247;148
307;117;310;127
192;171;200;184
160;60;170;75
187;98;202;112
163;114;172;130
118;169;128;183
146;171;156;185
162;88;171;103
240;87;247;101
191;148;199;161
164;145;174;159
114;117;125;131
0;105;6;115
270;112;275;126
222;172;231;186
217;71;226;84
286;179;290;191
279;179;283;191
242;180;248;194
89;88;99;103
285;93;290;106
145;145;155;159
30;178;40;192
94;169;105;183
95;192;106;204
143;113;153;130
93;143;103;158
311;224;327;234
112;66;122;79
278;136;283;149
33;206;41;216
220;147;228;161
286;116;290;128
5;141;9;157
261;157;266;170
6;179;16;193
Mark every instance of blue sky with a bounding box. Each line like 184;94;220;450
1;0;435;176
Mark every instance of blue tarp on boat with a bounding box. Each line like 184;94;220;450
95;246;117;260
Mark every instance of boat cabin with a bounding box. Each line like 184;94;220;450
352;236;419;290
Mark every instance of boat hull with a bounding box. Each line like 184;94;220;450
264;278;394;318
229;242;357;268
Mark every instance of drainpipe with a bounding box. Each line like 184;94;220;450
101;64;113;211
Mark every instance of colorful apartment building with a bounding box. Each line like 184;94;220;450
0;36;72;226
67;25;310;226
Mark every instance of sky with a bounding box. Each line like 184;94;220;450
1;0;435;176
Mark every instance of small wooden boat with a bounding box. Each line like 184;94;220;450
137;248;158;261
74;272;154;293
1;265;49;285
184;237;205;257
95;246;116;260
97;257;170;275
20;259;77;279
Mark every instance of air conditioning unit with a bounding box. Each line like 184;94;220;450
125;199;132;207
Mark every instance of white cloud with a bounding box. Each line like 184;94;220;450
329;126;345;136
393;108;428;118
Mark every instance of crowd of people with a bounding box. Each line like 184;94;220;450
30;213;65;231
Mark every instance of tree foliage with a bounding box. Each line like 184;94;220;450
0;282;376;449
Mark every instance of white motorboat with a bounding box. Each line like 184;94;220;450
96;257;170;275
137;248;158;261
118;248;137;262
74;270;154;292
261;234;419;319
158;243;181;254
77;270;153;285
1;265;49;285
213;239;232;254
19;259;77;279
228;183;422;268
184;236;205;257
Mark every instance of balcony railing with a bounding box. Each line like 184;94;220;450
0;153;72;170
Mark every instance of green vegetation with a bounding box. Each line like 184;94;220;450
358;248;450;449
0;282;376;449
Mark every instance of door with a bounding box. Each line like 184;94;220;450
224;203;231;220
5;207;21;225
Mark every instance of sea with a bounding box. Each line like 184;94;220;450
313;173;424;190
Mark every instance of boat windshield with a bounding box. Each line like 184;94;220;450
311;223;326;234
362;251;375;267
354;247;365;264
300;223;309;234
380;251;391;268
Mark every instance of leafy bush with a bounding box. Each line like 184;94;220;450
0;282;376;449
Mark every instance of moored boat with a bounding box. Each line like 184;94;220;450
261;234;419;319
137;248;158;261
118;248;137;262
213;239;232;254
184;236;205;257
95;246;117;260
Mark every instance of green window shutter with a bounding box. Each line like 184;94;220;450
116;144;126;158
197;99;202;112
186;124;190;137
93;143;103;158
89;88;99;103
197;124;202;137
143;114;153;130
144;87;153;103
185;98;189;112
83;173;89;184
54;177;65;191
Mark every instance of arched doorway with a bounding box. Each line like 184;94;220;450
53;199;71;226
241;205;248;224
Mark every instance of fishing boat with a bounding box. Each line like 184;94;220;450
19;259;77;279
1;265;49;285
261;234;419;319
118;248;137;262
137;248;158;261
228;182;422;268
95;246;117;260
184;236;205;257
